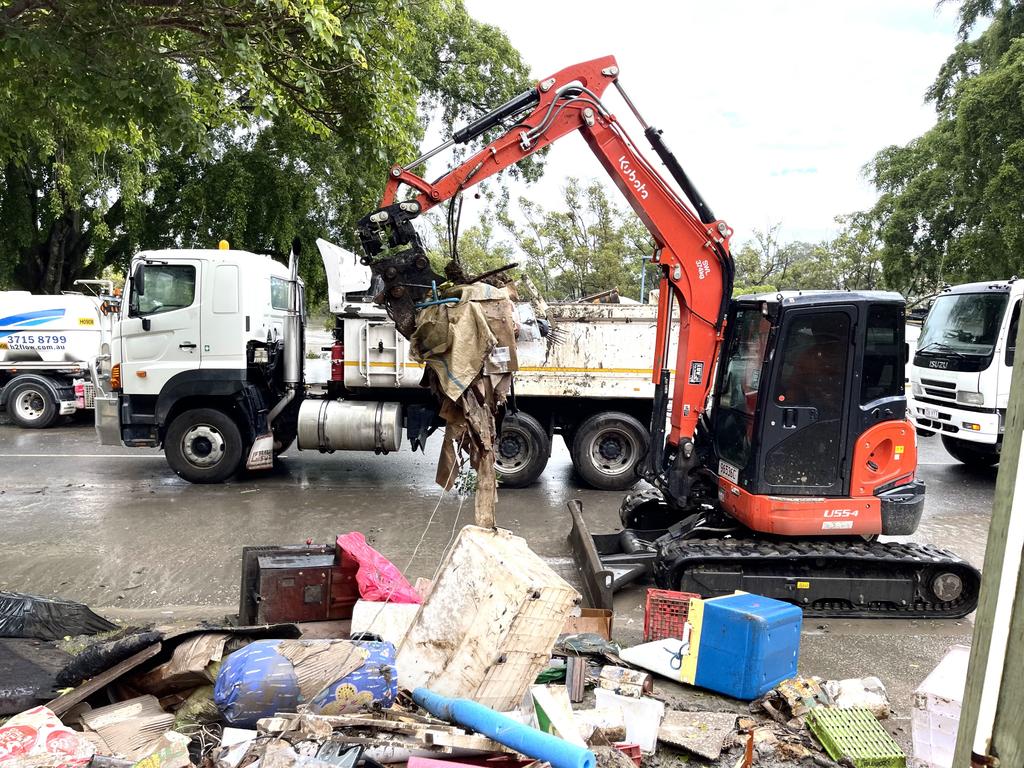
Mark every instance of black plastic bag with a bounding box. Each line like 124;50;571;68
0;592;117;640
56;630;162;687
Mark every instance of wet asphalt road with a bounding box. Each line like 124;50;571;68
0;415;997;745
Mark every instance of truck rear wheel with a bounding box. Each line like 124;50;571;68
495;412;550;488
941;435;999;468
7;379;58;429
165;408;244;483
571;411;649;491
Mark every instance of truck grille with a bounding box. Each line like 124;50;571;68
920;377;956;402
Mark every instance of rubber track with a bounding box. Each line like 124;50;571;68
654;537;982;618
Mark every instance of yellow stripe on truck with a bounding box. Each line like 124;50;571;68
343;360;674;375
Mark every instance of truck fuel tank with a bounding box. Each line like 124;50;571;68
297;399;402;453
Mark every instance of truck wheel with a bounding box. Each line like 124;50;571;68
495;412;550;488
941;435;999;468
571;411;649;491
7;380;58;429
165;408;244;483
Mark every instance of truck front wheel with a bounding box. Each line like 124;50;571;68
165;408;244;483
495;412;550;488
571;411;649;491
7;379;58;429
941;435;1000;468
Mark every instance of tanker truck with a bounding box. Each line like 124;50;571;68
0;282;116;428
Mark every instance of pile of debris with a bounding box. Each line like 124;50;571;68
0;527;913;768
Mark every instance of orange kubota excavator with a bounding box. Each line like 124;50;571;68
356;56;981;618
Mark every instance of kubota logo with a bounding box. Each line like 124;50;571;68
618;156;649;199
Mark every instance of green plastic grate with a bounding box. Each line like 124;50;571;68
806;707;906;768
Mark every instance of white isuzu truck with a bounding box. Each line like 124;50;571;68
908;279;1022;466
95;241;675;487
0;283;114;428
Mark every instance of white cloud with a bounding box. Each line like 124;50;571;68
434;0;963;247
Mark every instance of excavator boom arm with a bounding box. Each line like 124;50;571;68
358;56;734;484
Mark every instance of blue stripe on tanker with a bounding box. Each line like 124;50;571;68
0;308;67;326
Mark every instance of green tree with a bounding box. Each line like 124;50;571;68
0;0;531;295
815;213;885;291
426;209;517;279
733;224;818;291
865;0;1024;296
498;178;656;301
733;216;885;294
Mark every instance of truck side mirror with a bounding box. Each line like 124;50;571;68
132;263;146;297
142;318;151;331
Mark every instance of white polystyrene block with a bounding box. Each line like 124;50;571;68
911;644;970;768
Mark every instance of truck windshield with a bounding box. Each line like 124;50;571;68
915;292;1008;372
715;307;772;471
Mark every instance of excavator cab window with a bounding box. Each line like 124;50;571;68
714;307;773;474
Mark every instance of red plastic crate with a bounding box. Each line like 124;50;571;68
613;743;642;767
643;588;701;642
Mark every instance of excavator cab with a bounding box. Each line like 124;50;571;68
709;291;925;538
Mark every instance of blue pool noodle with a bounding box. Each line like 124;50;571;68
412;687;596;768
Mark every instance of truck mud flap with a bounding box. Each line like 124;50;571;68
565;500;657;610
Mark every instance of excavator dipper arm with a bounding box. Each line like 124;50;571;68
358;56;733;500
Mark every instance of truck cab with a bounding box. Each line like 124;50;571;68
96;248;300;481
908;279;1022;466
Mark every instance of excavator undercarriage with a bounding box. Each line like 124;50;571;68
568;500;980;619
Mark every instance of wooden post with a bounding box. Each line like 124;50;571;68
953;310;1024;766
475;455;497;528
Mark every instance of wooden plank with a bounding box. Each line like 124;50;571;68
46;642;161;717
257;712;508;753
566;657;586;703
953;315;1024;765
992;572;1024;766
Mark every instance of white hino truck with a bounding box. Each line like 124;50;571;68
95;241;676;487
1;283;115;428
908;278;1022;466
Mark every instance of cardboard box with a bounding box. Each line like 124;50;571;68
562;608;613;639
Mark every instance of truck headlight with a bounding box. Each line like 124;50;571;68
911;382;924;397
956;390;984;406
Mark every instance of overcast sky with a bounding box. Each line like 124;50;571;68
441;0;962;247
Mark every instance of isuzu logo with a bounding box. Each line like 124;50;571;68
618;156;649;199
929;360;949;369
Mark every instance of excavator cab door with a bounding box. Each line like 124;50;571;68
712;297;857;498
757;307;855;495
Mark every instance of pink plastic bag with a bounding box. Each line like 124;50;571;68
337;532;421;604
0;705;94;766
